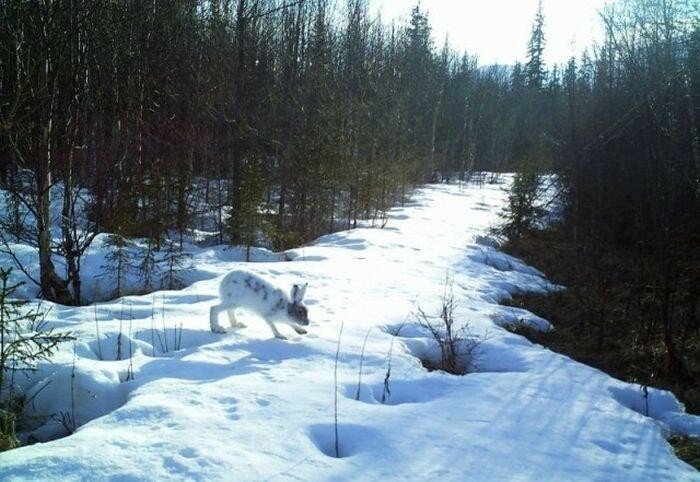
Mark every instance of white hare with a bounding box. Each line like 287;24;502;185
210;270;309;339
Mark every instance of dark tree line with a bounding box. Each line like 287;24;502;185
505;0;700;385
0;1;496;304
558;0;699;382
1;0;698;369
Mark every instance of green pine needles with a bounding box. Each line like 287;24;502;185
0;268;74;451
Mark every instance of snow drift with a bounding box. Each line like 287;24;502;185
0;179;698;481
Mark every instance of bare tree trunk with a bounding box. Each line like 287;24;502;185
430;91;442;174
61;5;83;305
685;70;700;187
38;35;71;305
61;143;81;304
328;187;336;233
229;0;248;233
37;157;71;304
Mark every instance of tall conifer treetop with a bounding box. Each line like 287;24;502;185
525;0;546;89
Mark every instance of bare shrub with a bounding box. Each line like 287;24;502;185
415;279;482;375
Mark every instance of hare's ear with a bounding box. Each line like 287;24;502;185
291;284;301;303
291;283;307;303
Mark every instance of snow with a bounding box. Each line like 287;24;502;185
1;179;699;480
0;232;285;302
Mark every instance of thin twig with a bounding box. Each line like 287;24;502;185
248;0;305;20
161;293;169;353
94;303;103;360
355;328;372;401
151;293;157;357
69;342;77;432
334;321;344;459
116;298;124;361
176;322;183;351
381;338;395;404
127;303;134;381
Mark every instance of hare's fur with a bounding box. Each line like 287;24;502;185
210;270;309;339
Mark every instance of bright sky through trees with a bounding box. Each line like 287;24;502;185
373;0;609;65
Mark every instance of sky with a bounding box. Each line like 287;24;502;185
372;0;610;66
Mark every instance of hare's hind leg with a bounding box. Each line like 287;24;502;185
227;308;246;328
210;304;227;333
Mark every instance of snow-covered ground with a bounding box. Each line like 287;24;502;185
1;180;698;480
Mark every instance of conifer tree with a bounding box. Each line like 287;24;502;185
0;268;73;450
525;0;546;90
100;235;136;299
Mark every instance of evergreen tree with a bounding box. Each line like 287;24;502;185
100;235;136;299
229;158;266;259
525;0;546;89
139;241;158;293
0;268;73;451
160;240;192;290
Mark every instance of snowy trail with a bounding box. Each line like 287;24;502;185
1;181;698;481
